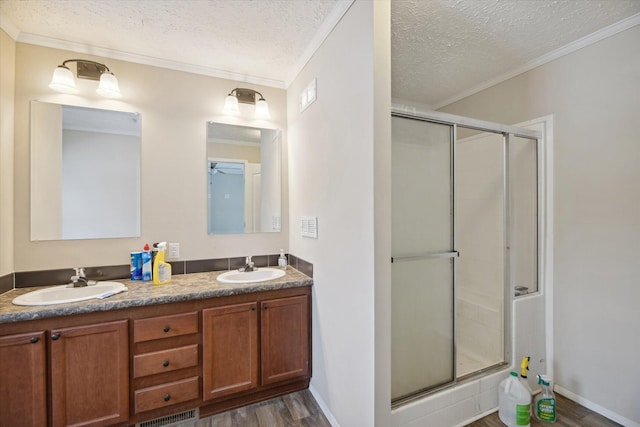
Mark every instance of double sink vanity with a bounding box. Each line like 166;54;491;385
0;267;312;426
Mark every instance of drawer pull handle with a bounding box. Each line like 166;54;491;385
163;326;170;333
51;333;60;341
163;360;170;367
30;336;40;344
164;393;171;402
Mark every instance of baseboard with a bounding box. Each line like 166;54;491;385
555;385;639;427
309;384;341;427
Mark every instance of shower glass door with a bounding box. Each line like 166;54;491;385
391;117;455;401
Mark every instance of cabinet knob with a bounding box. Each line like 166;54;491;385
163;360;170;367
163;326;170;333
164;394;171;402
251;306;256;311
30;336;40;344
263;304;269;310
51;333;60;341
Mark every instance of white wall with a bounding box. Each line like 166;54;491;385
0;29;15;276
440;25;640;425
287;1;390;425
11;42;288;271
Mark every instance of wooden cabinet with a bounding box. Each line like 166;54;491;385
261;295;309;385
202;302;259;401
50;320;129;427
1;284;311;424
202;294;310;407
0;332;47;427
132;312;199;418
0;321;128;427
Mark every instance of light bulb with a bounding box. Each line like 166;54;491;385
223;94;240;114
255;98;270;118
96;72;122;98
48;65;77;93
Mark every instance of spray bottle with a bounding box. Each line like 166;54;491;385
534;374;556;423
520;356;534;399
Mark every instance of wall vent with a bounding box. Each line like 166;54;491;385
135;408;198;427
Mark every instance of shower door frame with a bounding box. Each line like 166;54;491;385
391;107;542;406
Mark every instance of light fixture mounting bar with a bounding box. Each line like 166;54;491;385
233;88;263;105
62;59;110;81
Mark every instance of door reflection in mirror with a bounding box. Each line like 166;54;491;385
206;122;281;234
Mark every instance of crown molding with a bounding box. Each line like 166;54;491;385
433;13;640;109
11;30;287;89
285;0;355;87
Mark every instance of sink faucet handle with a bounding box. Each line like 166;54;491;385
73;267;86;278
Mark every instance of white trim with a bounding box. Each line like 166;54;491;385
1;0;355;91
555;385;640;427
513;115;554;382
433;13;640;109
309;384;341;427
285;0;355;87
15;32;286;89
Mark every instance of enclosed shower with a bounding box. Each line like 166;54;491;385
391;109;540;404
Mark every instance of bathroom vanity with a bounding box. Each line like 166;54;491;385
0;269;312;426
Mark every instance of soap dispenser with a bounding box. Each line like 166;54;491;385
278;249;287;269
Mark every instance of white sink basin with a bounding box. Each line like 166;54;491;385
217;268;286;284
12;281;128;306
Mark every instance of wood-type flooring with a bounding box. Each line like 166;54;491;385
191;390;331;427
180;389;621;426
466;393;623;427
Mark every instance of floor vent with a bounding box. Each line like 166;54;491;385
135;408;199;427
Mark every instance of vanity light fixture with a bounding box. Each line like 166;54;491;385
223;88;270;118
49;59;122;98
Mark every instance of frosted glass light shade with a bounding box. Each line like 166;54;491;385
255;98;270;118
223;94;240;114
48;65;77;93
96;72;122;98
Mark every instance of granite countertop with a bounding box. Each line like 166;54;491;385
0;267;312;324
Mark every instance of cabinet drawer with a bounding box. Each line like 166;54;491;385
133;344;198;378
133;312;198;343
134;376;199;413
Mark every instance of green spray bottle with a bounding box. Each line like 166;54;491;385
534;374;557;423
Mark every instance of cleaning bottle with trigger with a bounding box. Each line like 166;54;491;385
534;374;557;423
520;356;534;406
152;242;172;285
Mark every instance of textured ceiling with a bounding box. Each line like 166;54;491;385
392;0;640;108
0;0;343;86
1;0;639;106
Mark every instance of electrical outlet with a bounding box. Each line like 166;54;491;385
168;243;180;259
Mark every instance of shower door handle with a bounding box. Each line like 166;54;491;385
391;251;459;263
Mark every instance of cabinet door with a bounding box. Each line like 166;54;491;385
50;320;129;427
0;332;47;427
261;295;309;385
202;302;258;401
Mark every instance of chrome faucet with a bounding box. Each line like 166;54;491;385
240;256;255;272
70;267;96;287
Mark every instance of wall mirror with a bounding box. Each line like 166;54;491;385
30;101;141;240
207;122;281;234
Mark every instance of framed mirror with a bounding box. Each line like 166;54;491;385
30;101;141;240
207;122;281;234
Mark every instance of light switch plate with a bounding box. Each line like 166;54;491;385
168;243;180;259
